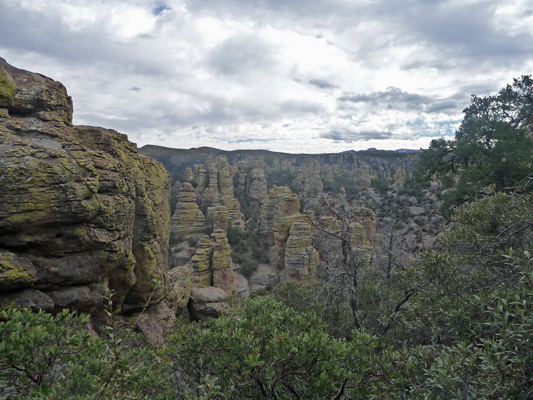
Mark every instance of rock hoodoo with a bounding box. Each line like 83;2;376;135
171;182;205;236
234;158;268;203
193;155;245;231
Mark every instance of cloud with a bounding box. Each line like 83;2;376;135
0;0;531;153
208;34;278;77
338;88;459;114
308;79;338;89
321;128;394;142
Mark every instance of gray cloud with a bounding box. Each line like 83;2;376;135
0;2;172;77
321;128;394;142
208;34;278;77
308;79;337;89
1;0;531;152
338;88;459;114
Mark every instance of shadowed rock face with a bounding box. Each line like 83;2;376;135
0;58;171;314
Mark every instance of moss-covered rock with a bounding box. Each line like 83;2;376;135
0;251;37;291
0;70;17;108
0;59;171;315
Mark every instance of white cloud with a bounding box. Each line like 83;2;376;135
0;0;531;153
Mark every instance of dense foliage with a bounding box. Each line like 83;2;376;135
416;75;533;214
0;308;173;399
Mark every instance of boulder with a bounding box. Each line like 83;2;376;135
167;265;193;315
187;286;229;320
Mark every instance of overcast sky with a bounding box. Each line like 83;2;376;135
1;0;532;153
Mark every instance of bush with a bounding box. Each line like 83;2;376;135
226;224;243;245
233;253;257;278
168;297;400;399
187;236;198;248
0;308;173;399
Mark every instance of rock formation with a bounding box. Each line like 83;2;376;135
171;182;205;236
258;186;304;259
257;186;321;282
295;159;323;196
281;220;320;282
190;231;234;294
0;58;171;314
183;167;194;182
234;158;268;203
207;204;229;232
187;286;229;321
193;155;245;231
167;265;193;315
188;230;235;319
211;230;235;294
191;236;213;288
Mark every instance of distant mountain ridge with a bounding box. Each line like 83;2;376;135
342;148;423;154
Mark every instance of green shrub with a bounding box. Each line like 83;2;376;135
0;308;173;399
169;297;400;399
187;236;198;248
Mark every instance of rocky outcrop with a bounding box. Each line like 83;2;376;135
211;230;235;294
281;220;320;282
190;231;234;294
256;185;321;282
259;186;304;260
200;155;220;208
0;58;171;314
194;155;245;231
234;158;268;203
171;182;205;236
187;229;235;319
184;167;194;182
167;265;193;315
191;236;213;288
207;204;229;231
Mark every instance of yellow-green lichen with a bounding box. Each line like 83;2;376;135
0;72;17;108
0;254;36;291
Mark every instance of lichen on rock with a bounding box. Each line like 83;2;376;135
0;58;172;315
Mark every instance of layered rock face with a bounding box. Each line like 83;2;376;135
281;220;320;282
194;155;245;231
190;231;235;294
171;182;205;236
0;58;171;314
188;230;235;320
234;158;268;203
258;186;320;279
259;186;303;258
